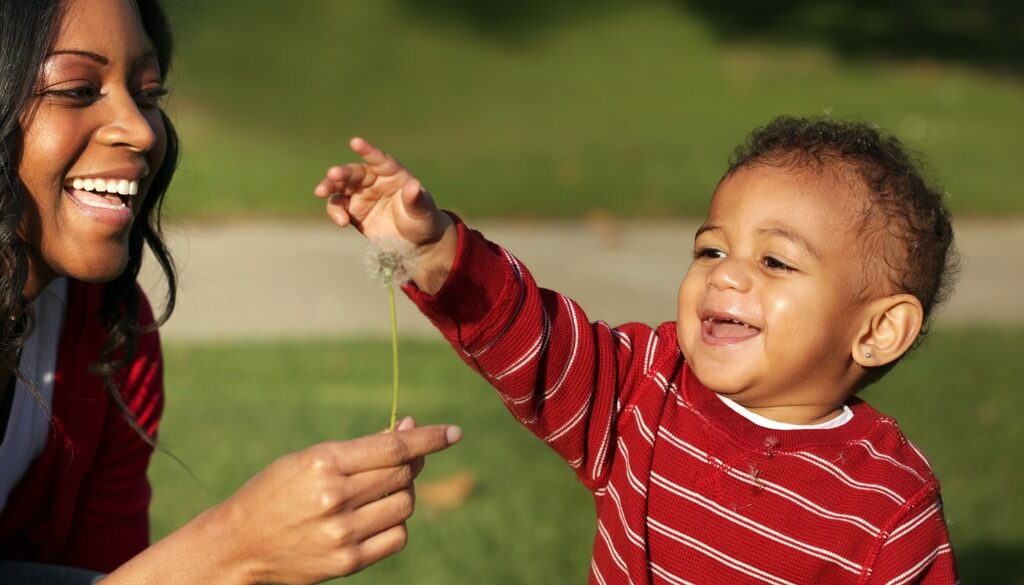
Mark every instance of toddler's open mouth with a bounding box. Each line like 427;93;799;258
702;316;762;343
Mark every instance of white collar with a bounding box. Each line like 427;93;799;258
716;393;854;430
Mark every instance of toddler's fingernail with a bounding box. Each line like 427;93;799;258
446;425;463;444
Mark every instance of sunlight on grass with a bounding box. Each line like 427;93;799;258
150;327;1024;583
151;340;595;584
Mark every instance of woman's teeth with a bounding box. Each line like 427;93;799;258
71;177;139;196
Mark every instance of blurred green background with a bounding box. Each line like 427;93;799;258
160;0;1024;219
149;1;1024;583
152;330;1024;584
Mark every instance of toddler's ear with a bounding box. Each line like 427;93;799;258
852;294;924;367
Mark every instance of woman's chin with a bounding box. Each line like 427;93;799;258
65;256;131;284
27;247;130;297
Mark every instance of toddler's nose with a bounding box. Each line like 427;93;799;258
706;257;752;292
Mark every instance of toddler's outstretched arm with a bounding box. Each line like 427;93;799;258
313;138;457;294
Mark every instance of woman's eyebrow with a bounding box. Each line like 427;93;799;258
48;49;108;64
47;48;158;68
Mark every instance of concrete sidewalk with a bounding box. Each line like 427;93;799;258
140;218;1024;342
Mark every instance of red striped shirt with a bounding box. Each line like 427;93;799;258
407;223;958;584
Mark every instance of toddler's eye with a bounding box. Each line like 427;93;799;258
693;247;725;260
763;256;795;272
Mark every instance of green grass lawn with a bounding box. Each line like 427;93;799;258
150;327;1024;583
155;0;1024;220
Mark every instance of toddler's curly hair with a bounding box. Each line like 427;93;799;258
727;116;959;378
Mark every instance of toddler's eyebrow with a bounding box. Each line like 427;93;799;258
693;224;821;261
759;227;821;261
693;223;719;240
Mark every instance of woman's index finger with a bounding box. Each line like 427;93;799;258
331;424;461;474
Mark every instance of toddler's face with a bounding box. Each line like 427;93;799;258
676;164;872;408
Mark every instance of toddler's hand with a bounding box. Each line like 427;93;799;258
314;138;457;293
313;138;450;250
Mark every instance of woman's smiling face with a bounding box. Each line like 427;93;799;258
18;0;167;297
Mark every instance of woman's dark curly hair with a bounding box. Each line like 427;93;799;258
0;0;178;438
726;116;958;381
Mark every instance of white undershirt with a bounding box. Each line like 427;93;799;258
716;392;854;430
0;278;68;513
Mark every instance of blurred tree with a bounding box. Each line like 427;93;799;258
683;0;1023;73
395;0;1024;74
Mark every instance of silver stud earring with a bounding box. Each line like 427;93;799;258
864;351;873;359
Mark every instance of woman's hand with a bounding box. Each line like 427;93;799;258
101;417;461;585
224;416;459;583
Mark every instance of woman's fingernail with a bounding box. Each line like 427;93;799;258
446;425;463;444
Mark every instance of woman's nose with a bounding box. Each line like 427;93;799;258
94;93;158;153
706;257;752;292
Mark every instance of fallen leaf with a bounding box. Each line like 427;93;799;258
418;470;477;510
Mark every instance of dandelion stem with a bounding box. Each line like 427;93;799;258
387;283;400;432
367;242;411;433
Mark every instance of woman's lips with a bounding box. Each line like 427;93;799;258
64;186;134;227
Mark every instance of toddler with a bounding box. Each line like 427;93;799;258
314;117;959;584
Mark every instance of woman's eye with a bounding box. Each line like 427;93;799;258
134;86;169;109
43;85;100;104
694;247;725;260
763;256;795;272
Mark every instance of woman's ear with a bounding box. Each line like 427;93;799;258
852;294;924;367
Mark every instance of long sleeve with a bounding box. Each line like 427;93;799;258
864;490;958;584
406;221;668;491
0;284;165;572
57;289;165;572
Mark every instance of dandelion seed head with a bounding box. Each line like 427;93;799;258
364;238;416;286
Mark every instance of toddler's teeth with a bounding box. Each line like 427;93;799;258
117;180;130;195
83;179;94;191
72;178;83;190
129;181;138;196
